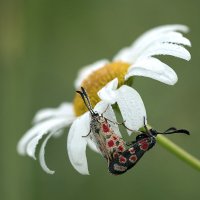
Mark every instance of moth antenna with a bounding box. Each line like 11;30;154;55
164;127;177;133
76;90;94;115
81;87;94;112
157;128;190;135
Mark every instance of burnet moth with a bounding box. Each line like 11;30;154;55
109;125;189;175
76;87;129;162
76;87;190;175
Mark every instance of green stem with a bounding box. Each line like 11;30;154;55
157;135;200;171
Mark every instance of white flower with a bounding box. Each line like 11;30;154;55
76;24;191;88
17;24;191;175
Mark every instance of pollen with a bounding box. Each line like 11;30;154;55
73;61;130;116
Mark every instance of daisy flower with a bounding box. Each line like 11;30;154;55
17;24;192;175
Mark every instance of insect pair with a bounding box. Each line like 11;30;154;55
77;87;190;175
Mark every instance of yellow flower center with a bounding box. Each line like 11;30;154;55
73;61;130;116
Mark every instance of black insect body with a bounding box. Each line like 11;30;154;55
109;127;190;175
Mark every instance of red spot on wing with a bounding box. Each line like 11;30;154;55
113;152;119;159
112;135;118;140
103;124;110;132
118;145;125;152
139;139;149;151
107;140;114;147
119;155;127;164
129;155;137;163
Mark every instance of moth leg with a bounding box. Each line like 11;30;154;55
104;118;122;125
143;116;152;136
82;129;91;137
102;105;110;115
105;118;136;132
164;127;177;133
121;121;135;132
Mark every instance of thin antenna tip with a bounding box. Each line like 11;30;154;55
183;129;190;135
76;90;82;94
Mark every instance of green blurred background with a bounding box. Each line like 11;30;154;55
1;0;200;200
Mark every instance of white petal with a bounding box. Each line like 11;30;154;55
128;25;190;60
113;24;190;63
39;131;56;174
138;43;191;61
74;59;109;89
113;46;136;63
115;86;146;135
33;103;74;124
93;100;109;114
126;57;178;85
97;78;118;104
52;129;63;138
86;138;99;153
98;82;146;135
26;134;43;159
17;117;73;157
67;112;90;175
157;32;191;47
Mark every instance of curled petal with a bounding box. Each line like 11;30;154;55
33;103;74;124
17;103;74;158
138;43;191;61
114;24;191;63
126;57;178;85
18;118;73;158
97;78;118;104
39;131;56;174
75;59;109;89
129;25;190;60
156;32;191;47
26;134;43;159
67;112;90;175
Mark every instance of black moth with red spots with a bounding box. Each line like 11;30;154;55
76;87;190;175
109;132;156;175
109;128;190;175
